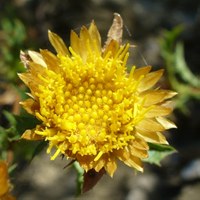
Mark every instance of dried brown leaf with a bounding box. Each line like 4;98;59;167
82;168;106;193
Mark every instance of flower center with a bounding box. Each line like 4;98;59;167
34;46;139;157
65;78;120;132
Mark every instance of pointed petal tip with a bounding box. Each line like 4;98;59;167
157;68;165;76
134;165;144;173
48;29;52;35
21;129;43;141
48;29;69;56
27;50;47;67
171;91;178;97
17;73;25;80
156;117;177;129
48;30;53;40
20;49;24;53
19;101;23;105
17;72;21;77
90;19;96;26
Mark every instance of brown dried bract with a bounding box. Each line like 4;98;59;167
20;50;31;69
82;168;106;193
103;13;123;50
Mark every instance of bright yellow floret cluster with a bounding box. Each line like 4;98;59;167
19;22;176;177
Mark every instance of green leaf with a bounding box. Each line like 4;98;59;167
3;110;17;127
143;143;177;166
1;111;40;138
13;140;45;161
0;111;43;162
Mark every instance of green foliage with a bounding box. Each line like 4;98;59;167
160;26;200;114
144;143;177;166
174;43;200;88
0;111;45;163
0;111;20;160
0;18;26;82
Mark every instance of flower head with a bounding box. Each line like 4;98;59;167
19;17;176;177
0;161;15;200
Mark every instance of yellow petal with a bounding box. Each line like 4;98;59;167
48;30;69;56
136;131;168;144
80;26;90;42
141;90;177;106
18;63;47;93
132;66;152;80
104;156;117;177
28;50;47;67
76;155;94;172
28;62;48;80
94;157;106;172
88;21;101;52
114;149;143;172
126;155;143;172
132;138;149;150
71;26;94;60
137;118;166;132
156;132;169;144
70;30;81;55
79;26;90;60
145;106;172;118
18;72;31;87
103;39;119;57
138;69;164;91
156;117;177;129
40;49;61;73
128;145;148;159
18;74;39;96
20;99;39;115
21;129;43;140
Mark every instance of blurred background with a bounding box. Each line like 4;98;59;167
0;0;200;199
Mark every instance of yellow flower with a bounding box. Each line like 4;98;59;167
0;161;16;200
19;20;176;177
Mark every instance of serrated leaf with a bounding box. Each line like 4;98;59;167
175;43;200;88
143;143;177;166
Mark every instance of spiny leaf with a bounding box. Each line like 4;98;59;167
175;43;200;88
